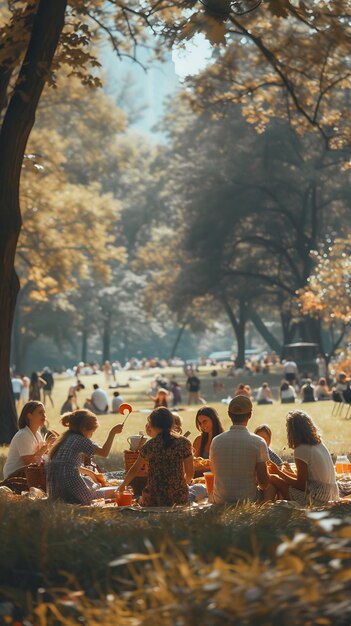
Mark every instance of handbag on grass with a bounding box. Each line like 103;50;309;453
25;463;47;491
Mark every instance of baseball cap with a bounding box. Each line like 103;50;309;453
228;395;252;416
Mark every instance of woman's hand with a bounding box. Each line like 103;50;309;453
267;460;280;475
38;443;49;456
112;424;123;435
95;472;107;486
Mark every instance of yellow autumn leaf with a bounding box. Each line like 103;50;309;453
278;555;304;574
338;526;351;539
335;569;351;582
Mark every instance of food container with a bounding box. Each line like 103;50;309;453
335;455;351;474
95;485;121;499
124;450;148;476
116;489;133;506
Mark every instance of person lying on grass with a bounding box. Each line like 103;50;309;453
118;407;194;507
267;410;339;505
46;409;123;505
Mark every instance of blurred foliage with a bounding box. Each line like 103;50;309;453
299;236;351;325
0;493;351;625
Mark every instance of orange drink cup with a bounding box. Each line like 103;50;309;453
117;490;133;506
204;471;214;495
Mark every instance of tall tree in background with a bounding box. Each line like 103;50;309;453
0;0;350;442
0;0;174;442
150;93;349;359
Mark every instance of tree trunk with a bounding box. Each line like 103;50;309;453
81;327;88;363
248;307;282;354
0;0;67;443
169;320;187;359
220;292;247;368
235;300;247;368
280;309;296;346
102;313;111;362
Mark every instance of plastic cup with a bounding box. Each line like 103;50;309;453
117;490;133;506
203;471;214;495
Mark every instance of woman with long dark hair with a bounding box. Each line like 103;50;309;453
193;406;225;459
29;372;46;402
118;407;193;507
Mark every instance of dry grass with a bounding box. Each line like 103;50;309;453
1;493;351;625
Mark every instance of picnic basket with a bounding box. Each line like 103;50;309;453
25;463;47;491
124;450;148;477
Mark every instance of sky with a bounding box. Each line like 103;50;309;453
172;34;212;79
102;34;212;138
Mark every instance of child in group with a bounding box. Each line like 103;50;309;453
118;407;193;507
254;424;283;467
46;409;123;505
172;412;183;434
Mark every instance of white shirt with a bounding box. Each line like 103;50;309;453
3;426;44;479
281;385;296;400
294;442;337;486
112;395;123;412
283;360;298;374
11;378;23;394
256;386;272;402
91;388;109;412
210;425;269;503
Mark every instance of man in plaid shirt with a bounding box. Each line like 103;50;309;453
210;395;270;504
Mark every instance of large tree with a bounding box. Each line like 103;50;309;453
0;0;350;442
0;0;178;442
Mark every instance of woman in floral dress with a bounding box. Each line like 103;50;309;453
119;407;194;507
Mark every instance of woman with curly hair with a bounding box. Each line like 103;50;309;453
268;410;339;505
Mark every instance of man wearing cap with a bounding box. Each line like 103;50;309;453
209;395;269;503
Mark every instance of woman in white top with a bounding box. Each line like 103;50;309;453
3;401;50;480
256;382;273;405
279;380;296;404
268;410;339;504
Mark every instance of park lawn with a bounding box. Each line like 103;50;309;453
25;366;351;458
1;367;351;625
1;366;351;470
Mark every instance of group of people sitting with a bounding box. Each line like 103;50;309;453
60;382;125;416
2;393;340;508
234;374;348;406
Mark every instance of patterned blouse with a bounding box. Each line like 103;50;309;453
46;433;98;505
139;433;192;507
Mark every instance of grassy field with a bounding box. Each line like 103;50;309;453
1;366;351;626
